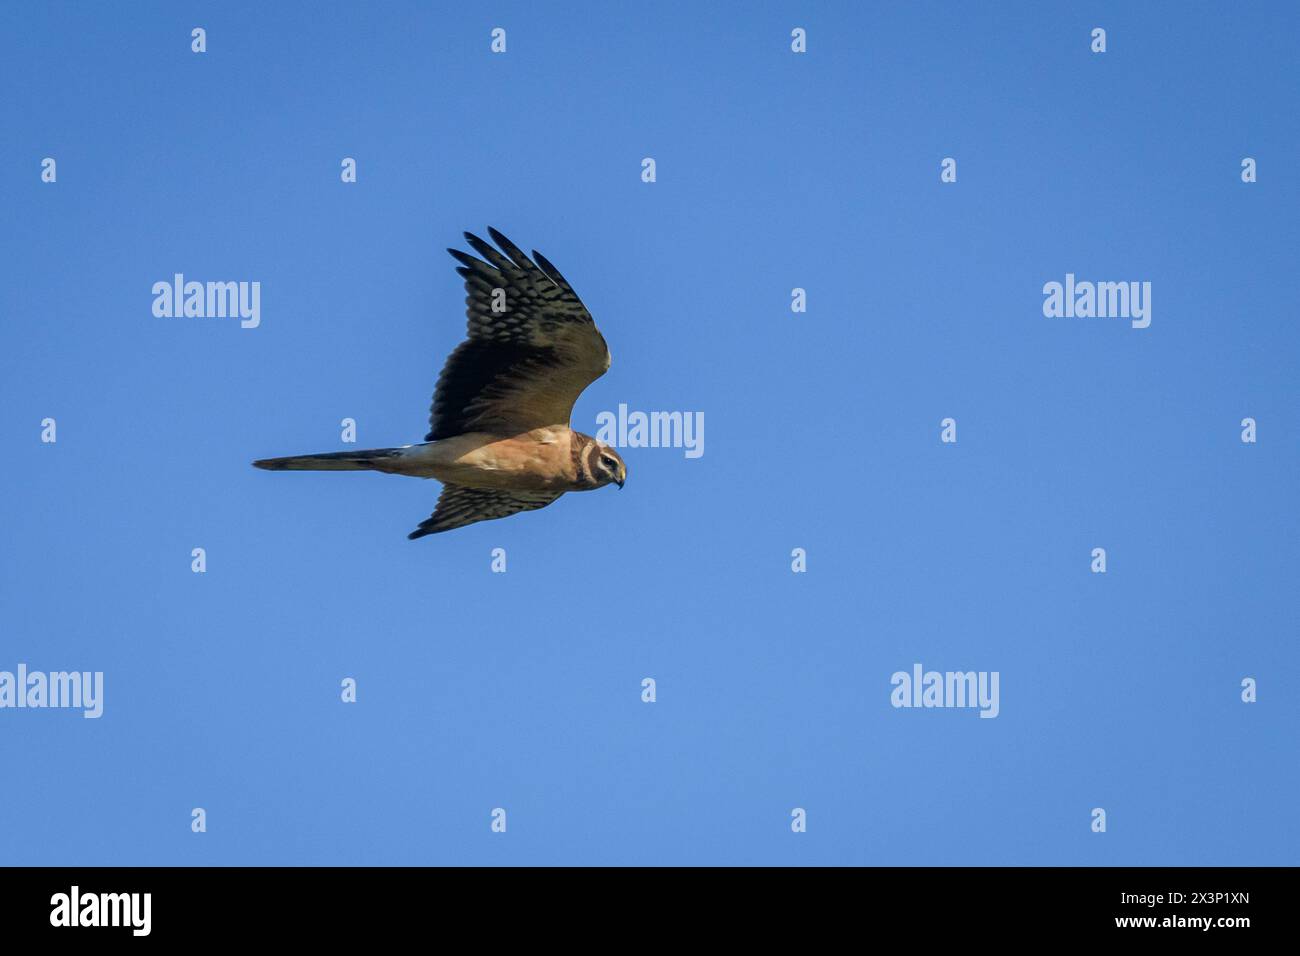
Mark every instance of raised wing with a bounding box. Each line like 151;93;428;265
426;228;610;441
407;484;563;539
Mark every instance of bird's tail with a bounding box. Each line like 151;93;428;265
252;447;405;471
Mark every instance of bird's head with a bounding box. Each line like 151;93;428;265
590;440;626;489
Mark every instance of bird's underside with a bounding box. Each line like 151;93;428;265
252;228;627;538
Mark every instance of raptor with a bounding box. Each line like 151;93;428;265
253;228;626;538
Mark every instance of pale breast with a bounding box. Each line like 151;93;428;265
396;429;579;491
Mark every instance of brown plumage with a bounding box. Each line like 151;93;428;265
253;228;627;538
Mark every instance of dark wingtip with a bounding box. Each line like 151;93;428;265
532;248;560;277
448;248;483;270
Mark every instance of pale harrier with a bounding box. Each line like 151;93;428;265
253;229;626;538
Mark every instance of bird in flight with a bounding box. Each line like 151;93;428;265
253;228;626;538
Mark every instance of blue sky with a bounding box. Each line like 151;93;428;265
1;1;1296;865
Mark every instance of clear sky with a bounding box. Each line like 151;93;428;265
1;1;1296;866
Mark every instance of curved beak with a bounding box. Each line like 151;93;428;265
615;478;625;489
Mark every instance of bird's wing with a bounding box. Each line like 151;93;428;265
426;228;610;441
408;484;563;538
